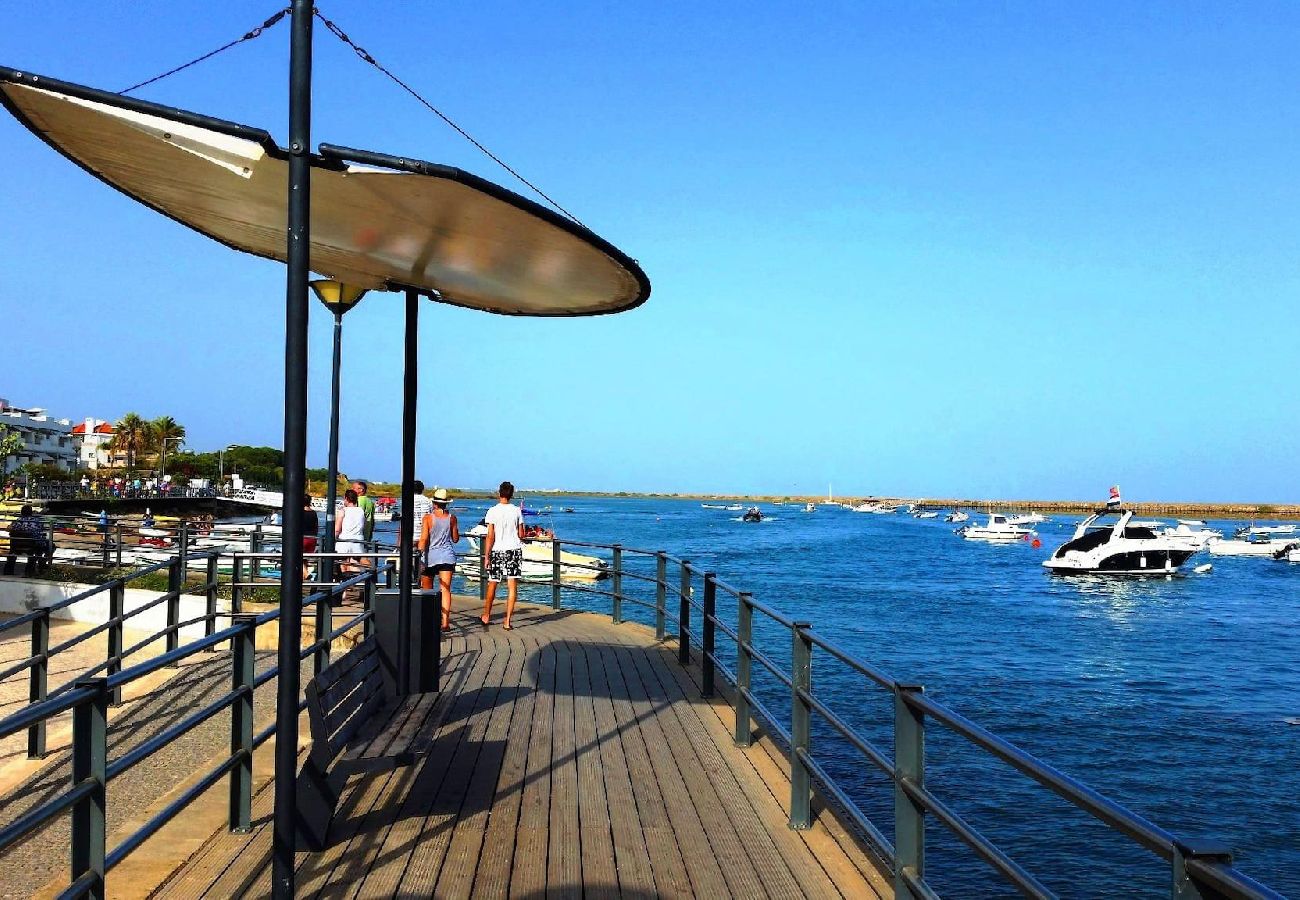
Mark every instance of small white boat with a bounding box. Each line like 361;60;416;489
1161;523;1222;550
1270;541;1300;562
1245;524;1296;536
725;504;744;512
945;510;970;523
701;503;727;509
913;510;939;519
957;514;1036;543
1006;512;1048;526
1207;536;1298;557
804;502;815;513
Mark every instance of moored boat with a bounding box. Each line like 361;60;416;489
957;514;1036;543
1043;508;1196;575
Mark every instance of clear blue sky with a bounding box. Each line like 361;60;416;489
2;2;1297;502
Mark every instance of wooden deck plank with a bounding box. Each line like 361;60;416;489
506;634;556;897
577;638;659;898
545;638;583;899
467;635;543;899
433;632;531;898
568;638;620;900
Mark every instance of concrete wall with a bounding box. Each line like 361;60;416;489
0;576;230;643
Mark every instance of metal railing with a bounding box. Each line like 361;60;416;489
0;548;393;899
535;537;1284;900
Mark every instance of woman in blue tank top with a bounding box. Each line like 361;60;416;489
418;488;460;630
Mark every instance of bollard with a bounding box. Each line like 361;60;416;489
107;582;124;707
678;561;691;665
654;552;667;642
70;678;108;899
611;545;623;624
789;622;813;829
28;608;49;758
702;573;717;697
551;539;562;610
1172;838;1236;900
205;554;219;643
735;592;753;746
229;615;256;833
166;557;182;655
894;683;926;896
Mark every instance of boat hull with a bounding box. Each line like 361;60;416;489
1044;547;1196;575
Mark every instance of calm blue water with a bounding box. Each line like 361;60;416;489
387;497;1299;896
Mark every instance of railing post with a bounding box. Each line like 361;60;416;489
230;614;256;833
735;591;753;746
114;524;122;568
654;552;666;642
71;677;108;900
479;541;487;603
179;521;190;563
205;553;219;643
314;580;332;676
166;557;182;654
363;574;375;641
611;544;623;624
27;607;50;758
1172;839;1235;900
107;582;124;707
678;560;691;665
384;553;394;589
551;539;562;610
232;554;244;614
789;622;813;829
894;682;926;896
701;572;717;697
101;524;111;568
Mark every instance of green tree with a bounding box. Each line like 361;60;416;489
0;425;22;482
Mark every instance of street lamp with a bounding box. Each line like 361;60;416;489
310;279;368;577
158;435;183;492
218;443;237;483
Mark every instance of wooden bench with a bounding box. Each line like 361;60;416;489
296;637;396;850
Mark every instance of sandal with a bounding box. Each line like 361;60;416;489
502;622;513;631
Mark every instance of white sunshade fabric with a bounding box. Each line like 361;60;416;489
0;71;649;316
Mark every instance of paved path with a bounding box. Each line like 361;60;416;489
160;596;891;899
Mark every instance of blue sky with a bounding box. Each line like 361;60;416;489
2;2;1297;502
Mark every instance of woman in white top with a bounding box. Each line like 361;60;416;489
335;489;366;574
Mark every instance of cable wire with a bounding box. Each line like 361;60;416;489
313;7;587;228
120;8;291;95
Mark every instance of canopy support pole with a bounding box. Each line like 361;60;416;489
397;288;419;692
272;1;313;897
322;310;344;579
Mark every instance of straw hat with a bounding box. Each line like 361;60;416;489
431;487;451;504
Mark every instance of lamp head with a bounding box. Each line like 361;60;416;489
310;279;368;317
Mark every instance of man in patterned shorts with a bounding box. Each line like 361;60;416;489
481;480;526;630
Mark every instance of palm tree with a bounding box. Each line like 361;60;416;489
149;416;185;479
109;413;149;476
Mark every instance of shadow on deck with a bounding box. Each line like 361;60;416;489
158;596;891;899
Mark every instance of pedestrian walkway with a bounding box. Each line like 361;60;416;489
159;596;891;898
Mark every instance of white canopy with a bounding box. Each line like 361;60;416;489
0;69;649;316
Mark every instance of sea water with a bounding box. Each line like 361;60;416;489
377;497;1298;896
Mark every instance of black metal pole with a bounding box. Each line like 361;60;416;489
273;1;312;896
322;311;343;580
397;288;419;692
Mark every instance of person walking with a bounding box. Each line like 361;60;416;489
417;488;459;630
481;481;525;630
410;480;433;589
335;489;366;577
302;494;319;583
352;480;376;546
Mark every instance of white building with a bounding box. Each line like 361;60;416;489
71;417;117;470
0;399;77;472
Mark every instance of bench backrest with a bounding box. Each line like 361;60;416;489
305;637;385;765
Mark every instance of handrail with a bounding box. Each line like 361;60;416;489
538;535;1282;900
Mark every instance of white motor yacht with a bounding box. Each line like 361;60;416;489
1043;509;1197;575
957;514;1036;543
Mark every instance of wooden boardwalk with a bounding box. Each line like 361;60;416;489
159;596;891;899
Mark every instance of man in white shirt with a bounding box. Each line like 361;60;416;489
481;480;525;630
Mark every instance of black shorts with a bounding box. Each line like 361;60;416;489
424;563;455;576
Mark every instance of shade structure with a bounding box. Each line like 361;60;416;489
0;67;650;315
